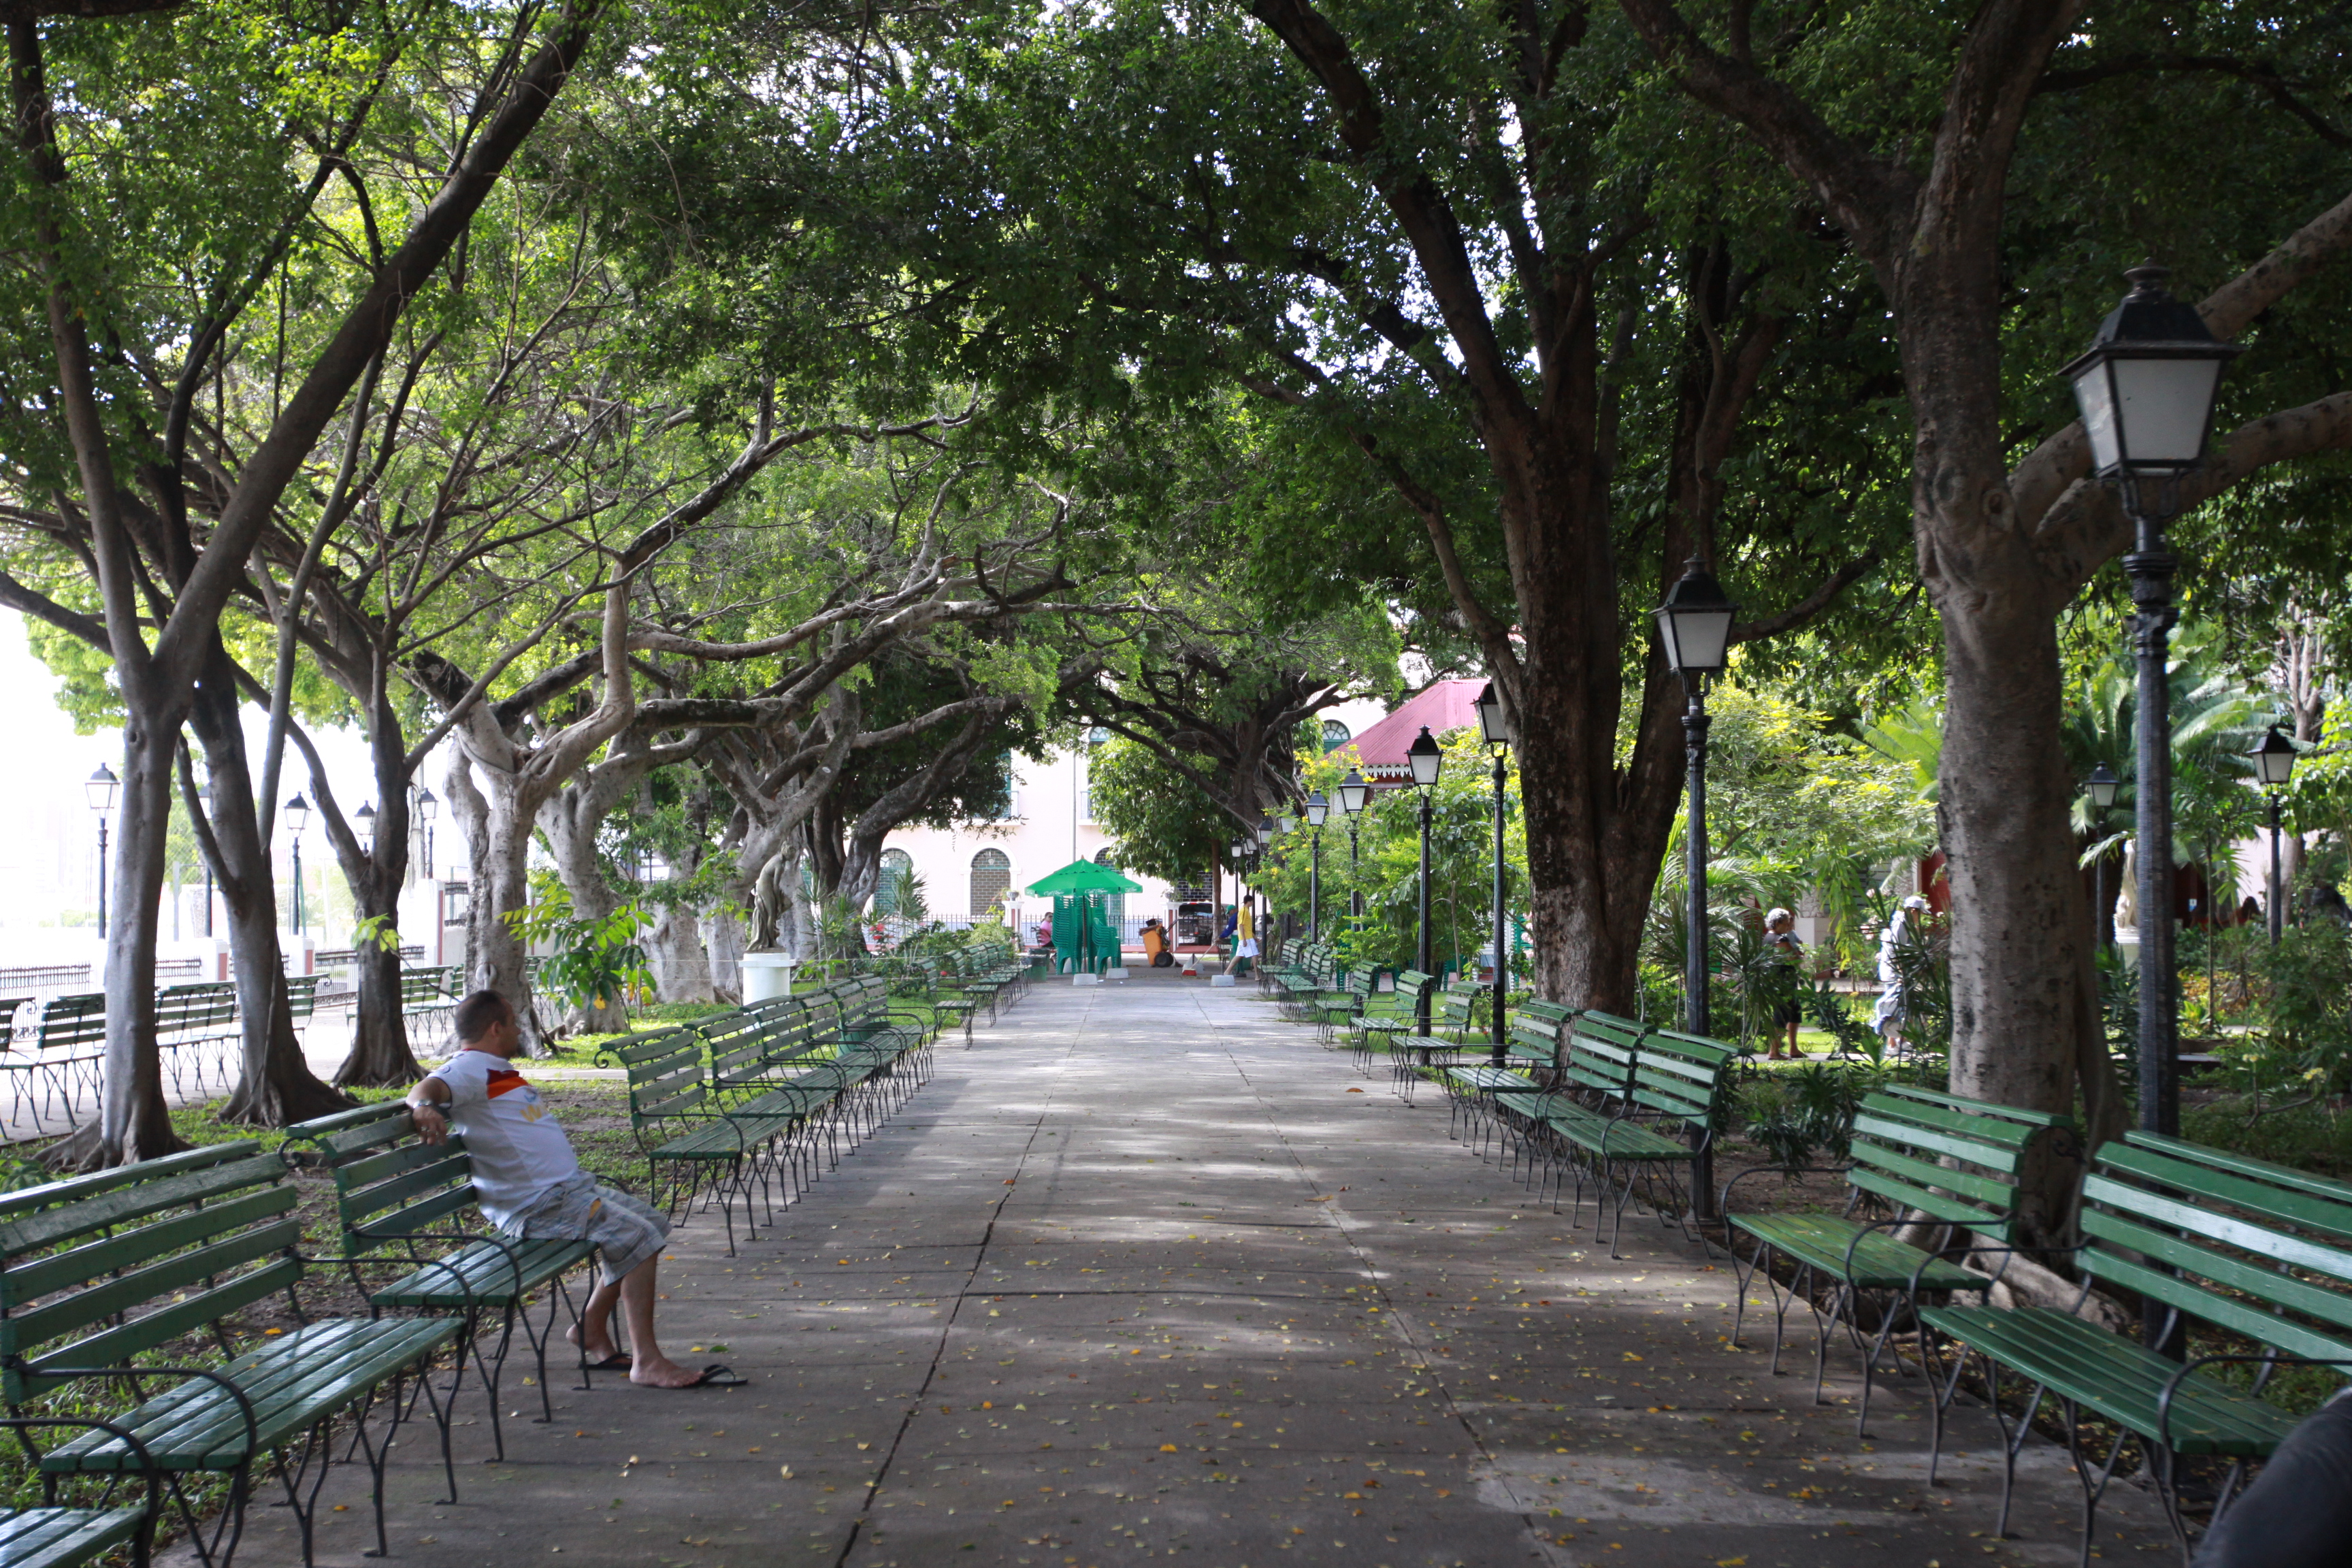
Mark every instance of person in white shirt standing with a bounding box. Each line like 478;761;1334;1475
406;990;743;1390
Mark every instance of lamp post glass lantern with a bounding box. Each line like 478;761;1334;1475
355;802;377;856
85;764;117;934
2251;728;2297;945
1654;560;1736;1222
2086;764;2120;951
1339;770;1369;919
1476;683;1510;1063
2063;264;2240;1147
1407;727;1443;1035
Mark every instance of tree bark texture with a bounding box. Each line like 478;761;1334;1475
186;642;350;1126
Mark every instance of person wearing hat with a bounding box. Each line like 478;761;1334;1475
1871;894;1931;1051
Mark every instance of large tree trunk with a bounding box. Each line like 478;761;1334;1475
1938;588;2123;1175
700;903;745;1001
64;720;184;1168
186;644;350;1128
647;904;713;1002
539;787;628;1032
445;751;547;1049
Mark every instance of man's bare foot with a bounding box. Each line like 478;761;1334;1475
630;1354;705;1388
567;1323;625;1365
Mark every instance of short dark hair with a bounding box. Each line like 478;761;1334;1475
453;989;514;1044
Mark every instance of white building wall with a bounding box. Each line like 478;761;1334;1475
879;746;1180;947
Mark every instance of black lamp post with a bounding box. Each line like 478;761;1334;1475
1339;769;1370;920
2063;263;2242;1142
1654;559;1737;1040
355;802;378;860
1305;792;1328;943
2086;764;2121;953
1407;726;1443;1036
285;794;311;937
1655;558;1737;1224
84;764;118;934
195;777;214;938
1475;681;1512;1064
2251;728;2298;945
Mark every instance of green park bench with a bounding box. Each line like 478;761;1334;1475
153;981;238;1098
705;1000;863;1196
804;978;930;1124
14;994;105;1130
0;1145;465;1567
1311;964;1380;1046
282;1100;605;1460
1442;998;1573;1148
1389;981;1493;1102
1720;1084;2077;1432
401;966;461;1046
1350;970;1437;1072
1921;1131;2352;1560
284;973;323;1028
1494;1012;1733;1255
606;1026;794;1256
1271;943;1332;1015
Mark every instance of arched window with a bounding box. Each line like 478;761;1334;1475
1094;847;1126;928
1320;719;1352;753
970;849;1012;918
874;849;914;916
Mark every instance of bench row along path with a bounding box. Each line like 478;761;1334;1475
286;970;2173;1568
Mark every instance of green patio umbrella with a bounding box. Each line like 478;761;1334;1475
1022;860;1143;896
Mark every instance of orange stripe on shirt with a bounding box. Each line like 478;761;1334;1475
485;1068;529;1098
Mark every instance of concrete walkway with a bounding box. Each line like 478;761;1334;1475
280;972;2172;1568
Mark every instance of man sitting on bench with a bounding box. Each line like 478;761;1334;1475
405;990;744;1390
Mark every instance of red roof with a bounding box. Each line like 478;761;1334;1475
1348;679;1485;779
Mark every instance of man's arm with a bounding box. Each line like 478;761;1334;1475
406;1074;454;1145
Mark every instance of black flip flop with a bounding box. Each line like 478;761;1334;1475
687;1364;748;1388
583;1352;632;1371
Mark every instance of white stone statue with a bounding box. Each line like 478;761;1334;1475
2112;840;2138;936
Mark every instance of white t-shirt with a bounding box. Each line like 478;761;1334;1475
428;1048;583;1228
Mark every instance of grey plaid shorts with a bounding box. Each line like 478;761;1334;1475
511;1176;670;1284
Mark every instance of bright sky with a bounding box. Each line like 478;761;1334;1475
0;610;400;947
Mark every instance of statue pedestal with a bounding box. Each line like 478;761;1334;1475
2113;930;2140;969
741;951;797;1001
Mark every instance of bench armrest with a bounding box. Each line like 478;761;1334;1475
2159;1354;2352;1452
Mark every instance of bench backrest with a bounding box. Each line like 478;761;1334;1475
1846;1086;2076;1239
1506;1011;1563;1071
1627;1028;1735;1127
1436;983;1483;1031
1342;965;1378;998
2080;1131;2352;1365
608;1028;710;1127
286;973;323;1023
1564;1010;1644;1098
0;1150;298;1404
34;994;105;1051
155;982;236;1041
1387;970;1436;1009
284;1100;479;1254
700;1008;767;1089
0;1143;261;1224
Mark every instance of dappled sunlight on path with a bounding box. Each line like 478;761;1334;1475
284;974;2172;1568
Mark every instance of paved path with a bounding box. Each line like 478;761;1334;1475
280;973;2172;1568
